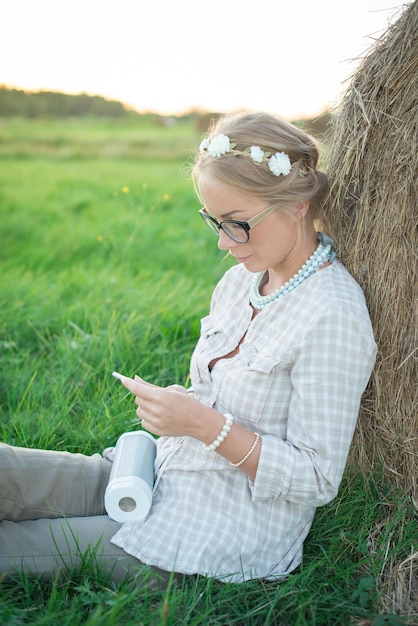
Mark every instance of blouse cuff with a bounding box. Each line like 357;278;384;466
249;435;294;500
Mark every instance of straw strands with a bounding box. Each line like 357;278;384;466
325;0;418;496
324;6;417;612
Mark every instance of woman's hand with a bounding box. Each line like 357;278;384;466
118;374;261;479
120;375;202;438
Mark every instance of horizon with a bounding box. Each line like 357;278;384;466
0;83;334;120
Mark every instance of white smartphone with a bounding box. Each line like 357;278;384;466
112;371;126;381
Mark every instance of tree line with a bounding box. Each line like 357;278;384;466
0;85;332;139
0;85;135;118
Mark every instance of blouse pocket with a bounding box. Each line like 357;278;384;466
192;314;227;385
199;314;224;339
215;351;283;425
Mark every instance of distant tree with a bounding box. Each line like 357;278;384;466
0;85;134;118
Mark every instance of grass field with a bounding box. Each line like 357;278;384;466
0;117;416;625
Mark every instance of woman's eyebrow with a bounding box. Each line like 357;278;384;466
220;209;245;219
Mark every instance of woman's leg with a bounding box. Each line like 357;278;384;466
0;444;178;588
0;515;181;588
0;443;111;520
0;515;144;583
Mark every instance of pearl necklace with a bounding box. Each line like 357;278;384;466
249;233;334;310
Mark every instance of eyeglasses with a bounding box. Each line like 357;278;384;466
198;203;278;243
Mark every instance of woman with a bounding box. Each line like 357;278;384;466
0;111;376;586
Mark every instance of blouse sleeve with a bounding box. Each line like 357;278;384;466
250;304;376;506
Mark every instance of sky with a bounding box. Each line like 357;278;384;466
0;0;409;119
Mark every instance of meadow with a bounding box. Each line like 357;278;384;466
0;117;416;625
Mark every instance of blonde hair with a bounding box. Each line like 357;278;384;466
192;111;329;229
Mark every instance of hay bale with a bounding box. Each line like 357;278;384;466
324;1;418;495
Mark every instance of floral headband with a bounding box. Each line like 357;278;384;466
199;133;293;177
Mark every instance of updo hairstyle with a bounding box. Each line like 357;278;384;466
193;111;329;229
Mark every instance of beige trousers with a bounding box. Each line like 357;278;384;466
0;443;172;587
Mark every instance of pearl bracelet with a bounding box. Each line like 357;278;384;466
204;413;234;451
230;433;260;468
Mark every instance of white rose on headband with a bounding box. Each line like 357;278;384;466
199;138;210;153
250;146;265;163
268;152;292;176
207;134;231;158
198;136;292;177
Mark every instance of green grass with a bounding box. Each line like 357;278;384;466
0;118;416;624
0;116;198;159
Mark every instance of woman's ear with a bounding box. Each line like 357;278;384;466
295;201;310;220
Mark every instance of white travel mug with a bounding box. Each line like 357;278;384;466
104;431;156;523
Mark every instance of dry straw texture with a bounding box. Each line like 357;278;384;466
325;0;417;496
325;7;417;611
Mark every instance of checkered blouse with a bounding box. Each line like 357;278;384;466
111;261;376;582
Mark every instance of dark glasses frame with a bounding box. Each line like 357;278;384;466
198;203;278;243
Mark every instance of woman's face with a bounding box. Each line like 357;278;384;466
199;178;311;277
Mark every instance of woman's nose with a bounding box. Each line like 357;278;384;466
217;229;238;250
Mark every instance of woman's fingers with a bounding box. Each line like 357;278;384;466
134;374;158;388
121;375;153;398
